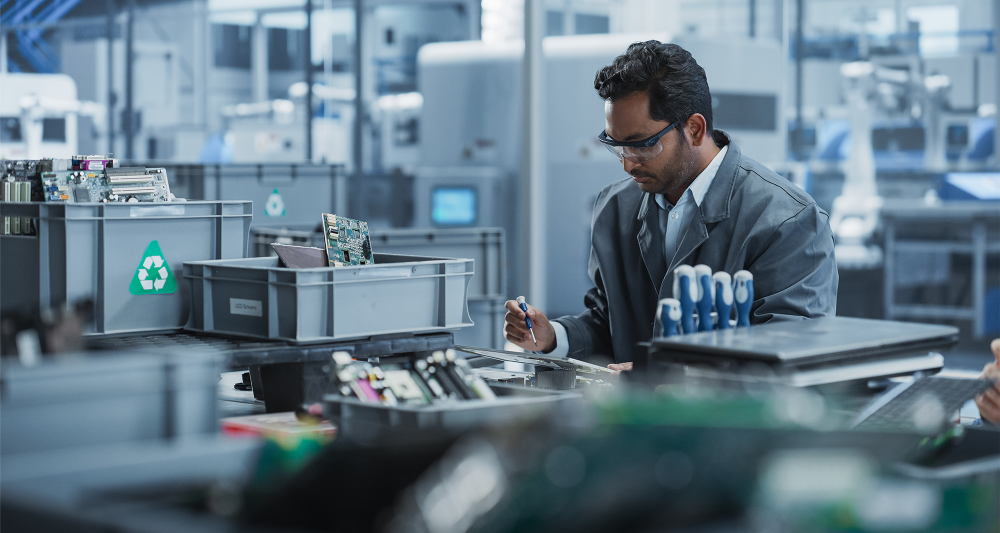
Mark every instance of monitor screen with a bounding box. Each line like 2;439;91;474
432;187;477;225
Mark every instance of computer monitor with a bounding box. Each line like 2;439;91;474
940;173;1000;200
431;187;477;225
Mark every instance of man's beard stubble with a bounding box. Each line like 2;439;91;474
631;144;699;197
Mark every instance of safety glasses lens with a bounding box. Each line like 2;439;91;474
605;142;662;164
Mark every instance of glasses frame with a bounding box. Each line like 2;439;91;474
597;119;683;163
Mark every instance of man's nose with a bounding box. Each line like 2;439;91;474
622;157;639;174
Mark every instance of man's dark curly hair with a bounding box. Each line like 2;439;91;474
594;41;713;139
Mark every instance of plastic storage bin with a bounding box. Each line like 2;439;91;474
252;226;505;300
155;163;345;227
323;384;579;437
183;253;474;344
0;201;252;335
0;350;222;454
454;298;506;349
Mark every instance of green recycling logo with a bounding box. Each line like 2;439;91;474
264;188;285;217
129;240;177;295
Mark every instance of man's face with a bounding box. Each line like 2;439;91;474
604;91;698;197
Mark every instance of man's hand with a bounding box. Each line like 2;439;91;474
975;339;1000;423
608;362;633;374
504;300;556;352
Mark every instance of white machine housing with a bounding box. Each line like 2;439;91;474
0;74;86;159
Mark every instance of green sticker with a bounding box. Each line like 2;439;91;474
129;240;177;295
265;188;285;217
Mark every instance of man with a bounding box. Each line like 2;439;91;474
504;40;838;367
975;339;1000;424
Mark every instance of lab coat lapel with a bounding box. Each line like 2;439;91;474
660;130;738;298
661;209;709;299
636;192;666;292
660;209;708;290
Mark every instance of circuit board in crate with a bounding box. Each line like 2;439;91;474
322;213;374;267
38;166;172;203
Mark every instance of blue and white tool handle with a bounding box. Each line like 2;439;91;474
733;270;754;327
712;271;733;329
694;265;714;332
657;298;681;337
672;265;697;334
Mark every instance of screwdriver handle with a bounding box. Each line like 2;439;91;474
516;295;533;329
672;265;697;334
734;270;754;327
712;272;733;329
694;265;714;332
658;298;681;337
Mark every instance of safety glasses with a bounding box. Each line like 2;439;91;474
597;119;682;163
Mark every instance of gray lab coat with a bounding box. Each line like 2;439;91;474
552;130;838;363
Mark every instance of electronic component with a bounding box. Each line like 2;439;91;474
331;350;497;406
37;166;172;203
2;157;172;207
70;154;118;171
414;358;450;401
321;213;374;267
383;368;431;404
1;179;34;235
432;351;476;400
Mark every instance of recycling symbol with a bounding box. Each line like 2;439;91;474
129;240;177;295
264;189;285;217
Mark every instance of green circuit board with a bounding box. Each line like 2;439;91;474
38;166;172;203
322;213;374;267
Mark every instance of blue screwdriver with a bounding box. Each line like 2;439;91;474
712;271;733;329
657;298;681;337
672;265;697;334
694;265;714;331
733;270;754;327
516;296;538;348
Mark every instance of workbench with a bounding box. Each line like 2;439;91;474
88;331;455;412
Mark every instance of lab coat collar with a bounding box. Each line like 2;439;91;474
635;129;736;223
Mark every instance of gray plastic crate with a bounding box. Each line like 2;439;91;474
251;225;315;255
0;201;252;335
252;226;505;300
183;253;473;344
323;384;579;436
0;350;222;454
454;298;506;349
155;164;345;228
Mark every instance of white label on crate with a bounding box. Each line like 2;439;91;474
230;298;263;317
130;205;185;217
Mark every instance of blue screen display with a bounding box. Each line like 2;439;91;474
432;188;477;225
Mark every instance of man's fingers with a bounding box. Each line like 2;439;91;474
992;338;1000;364
503;323;526;342
975;392;1000;423
973;396;991;420
982;387;1000;405
527;307;549;326
504;312;529;327
981;361;1000;380
503;313;530;338
978;386;1000;405
504;300;525;318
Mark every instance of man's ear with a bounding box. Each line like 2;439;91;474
686;114;708;146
